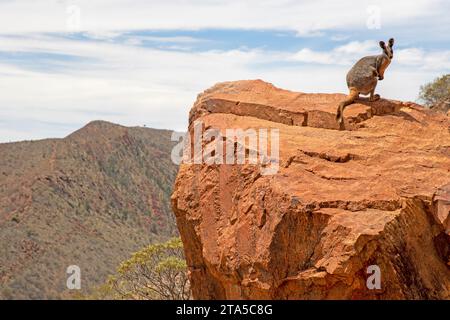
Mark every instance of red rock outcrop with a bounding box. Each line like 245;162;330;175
172;80;450;299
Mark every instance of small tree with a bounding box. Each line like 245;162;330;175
87;237;190;300
419;74;450;113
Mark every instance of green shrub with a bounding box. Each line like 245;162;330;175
419;74;450;113
86;237;190;300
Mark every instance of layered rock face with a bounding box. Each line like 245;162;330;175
172;80;450;299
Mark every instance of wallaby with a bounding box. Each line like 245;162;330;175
336;38;394;124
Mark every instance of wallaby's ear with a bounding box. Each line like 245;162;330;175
379;41;386;49
388;38;394;47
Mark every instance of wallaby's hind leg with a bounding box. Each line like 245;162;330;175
336;88;359;124
369;88;380;102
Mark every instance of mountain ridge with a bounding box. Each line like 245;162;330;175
0;120;179;299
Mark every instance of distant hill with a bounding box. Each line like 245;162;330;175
0;121;179;299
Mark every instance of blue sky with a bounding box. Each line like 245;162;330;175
0;0;449;142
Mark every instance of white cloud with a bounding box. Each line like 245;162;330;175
334;40;376;55
396;48;450;70
0;0;446;35
0;0;449;142
396;48;425;65
291;40;378;65
291;48;335;64
121;35;210;48
291;41;450;71
0;35;271;141
0;33;448;142
331;35;351;42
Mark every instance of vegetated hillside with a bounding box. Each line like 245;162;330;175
0;121;179;299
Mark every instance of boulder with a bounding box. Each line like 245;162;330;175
172;80;450;299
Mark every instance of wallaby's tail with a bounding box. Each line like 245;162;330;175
336;89;359;123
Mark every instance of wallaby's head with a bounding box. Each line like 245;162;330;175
379;38;394;60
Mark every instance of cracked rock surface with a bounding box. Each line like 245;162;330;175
172;80;450;299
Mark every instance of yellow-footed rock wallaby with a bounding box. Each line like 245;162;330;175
336;38;394;124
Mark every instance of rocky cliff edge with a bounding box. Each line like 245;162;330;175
172;80;450;299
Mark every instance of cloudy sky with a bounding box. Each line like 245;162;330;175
0;0;449;142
